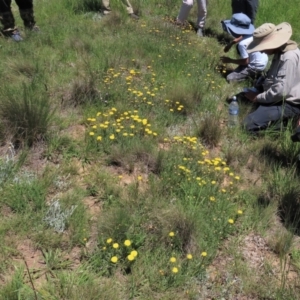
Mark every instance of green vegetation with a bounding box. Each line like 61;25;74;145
0;0;300;299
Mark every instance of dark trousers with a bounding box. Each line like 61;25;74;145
0;0;33;12
226;65;259;83
0;0;34;33
244;102;300;132
231;0;259;24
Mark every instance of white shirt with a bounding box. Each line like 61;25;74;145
238;35;268;71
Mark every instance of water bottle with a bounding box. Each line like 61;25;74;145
228;96;239;127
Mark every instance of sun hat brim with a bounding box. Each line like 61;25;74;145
221;19;254;36
247;22;292;53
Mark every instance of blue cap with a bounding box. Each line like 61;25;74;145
221;13;254;36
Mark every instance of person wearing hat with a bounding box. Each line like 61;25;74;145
243;22;300;133
220;13;268;83
176;0;207;37
231;0;258;24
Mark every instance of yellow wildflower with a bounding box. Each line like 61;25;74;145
124;240;131;246
170;257;176;263
127;254;135;261
111;256;118;263
131;250;138;257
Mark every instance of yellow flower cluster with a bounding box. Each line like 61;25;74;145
105;238;139;264
165;135;242;192
102;65;190;116
87;108;158;141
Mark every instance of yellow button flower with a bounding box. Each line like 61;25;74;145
131;250;138;257
127;254;135;261
106;238;113;244
124;240;131;247
228;219;234;224
111;256;118;263
186;254;193;260
113;243;119;249
170;257;176;263
172;267;179;273
169;232;175;237
201;252;207;257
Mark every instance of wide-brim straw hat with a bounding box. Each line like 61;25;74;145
221;13;254;36
247;22;292;53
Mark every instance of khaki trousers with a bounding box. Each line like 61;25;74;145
177;0;207;29
102;0;134;15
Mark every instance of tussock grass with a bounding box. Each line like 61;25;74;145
0;81;54;146
195;112;222;148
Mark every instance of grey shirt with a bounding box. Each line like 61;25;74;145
257;44;300;105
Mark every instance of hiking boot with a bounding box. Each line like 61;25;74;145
129;13;139;20
0;11;21;41
10;30;23;42
174;18;184;26
29;25;40;32
197;28;204;37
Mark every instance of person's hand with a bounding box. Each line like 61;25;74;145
220;56;231;64
244;91;259;102
223;43;232;53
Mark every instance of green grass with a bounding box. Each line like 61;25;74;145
0;0;300;299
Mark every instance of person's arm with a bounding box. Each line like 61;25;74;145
256;58;293;104
224;36;243;53
220;56;249;65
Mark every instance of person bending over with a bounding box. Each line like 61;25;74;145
243;23;300;134
220;13;268;83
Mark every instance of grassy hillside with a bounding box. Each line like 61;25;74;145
0;0;300;299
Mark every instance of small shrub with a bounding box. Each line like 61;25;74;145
43;199;77;233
